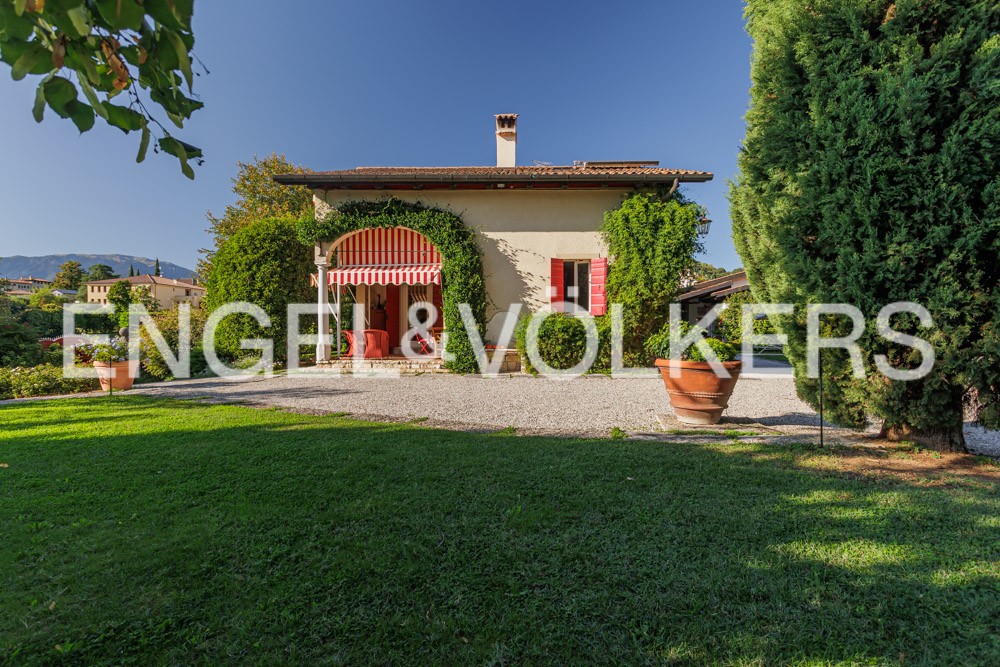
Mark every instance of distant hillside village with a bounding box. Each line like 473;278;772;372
1;262;203;309
0;254;195;282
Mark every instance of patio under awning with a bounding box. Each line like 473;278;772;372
310;264;442;287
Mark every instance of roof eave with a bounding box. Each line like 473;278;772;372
273;172;714;189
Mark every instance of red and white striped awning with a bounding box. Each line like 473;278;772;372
309;227;443;287
337;227;442;267
311;264;441;287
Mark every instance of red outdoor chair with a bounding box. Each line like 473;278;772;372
362;329;390;359
340;330;389;359
340;331;356;357
413;332;433;355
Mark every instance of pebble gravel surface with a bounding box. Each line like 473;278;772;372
131;371;1000;455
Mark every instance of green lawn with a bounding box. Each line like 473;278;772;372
1;397;998;665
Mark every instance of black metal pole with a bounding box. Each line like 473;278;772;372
818;349;824;447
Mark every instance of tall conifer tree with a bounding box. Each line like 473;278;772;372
731;0;999;450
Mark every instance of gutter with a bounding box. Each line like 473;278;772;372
273;171;714;188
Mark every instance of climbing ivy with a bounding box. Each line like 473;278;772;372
298;198;486;373
601;191;704;360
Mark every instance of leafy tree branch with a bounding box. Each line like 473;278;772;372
0;0;204;178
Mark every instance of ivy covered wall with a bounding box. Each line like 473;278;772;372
298;198;486;373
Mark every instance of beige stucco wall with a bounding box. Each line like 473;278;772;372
314;189;629;342
86;282;204;309
151;283;204;309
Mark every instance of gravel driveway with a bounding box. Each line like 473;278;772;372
129;370;999;455
133;372;798;434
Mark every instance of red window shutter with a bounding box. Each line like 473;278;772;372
590;258;608;316
550;258;565;312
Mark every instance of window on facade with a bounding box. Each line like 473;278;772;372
562;260;590;312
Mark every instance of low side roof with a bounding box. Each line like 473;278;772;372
676;271;749;302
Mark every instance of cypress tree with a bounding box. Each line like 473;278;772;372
128;265;134;277
154;258;161;277
730;0;999;451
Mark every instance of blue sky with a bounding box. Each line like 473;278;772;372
0;0;752;272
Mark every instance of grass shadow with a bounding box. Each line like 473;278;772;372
1;396;998;664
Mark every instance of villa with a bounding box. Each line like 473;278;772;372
6;276;53;293
85;274;205;309
275;114;713;364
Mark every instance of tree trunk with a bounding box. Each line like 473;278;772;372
881;422;967;453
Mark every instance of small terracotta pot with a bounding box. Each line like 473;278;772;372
93;360;139;391
655;359;743;425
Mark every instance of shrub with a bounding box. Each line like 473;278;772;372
205;217;314;361
139;306;209;380
515;313;611;375
41;344;65;367
20;306;63;338
645;321;738;363
715;290;775;347
0;365;97;400
0;316;41;368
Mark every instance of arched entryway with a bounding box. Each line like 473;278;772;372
313;227;444;360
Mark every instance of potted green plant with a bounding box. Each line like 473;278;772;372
82;338;139;391
645;322;742;425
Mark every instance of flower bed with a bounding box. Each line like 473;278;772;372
0;365;98;400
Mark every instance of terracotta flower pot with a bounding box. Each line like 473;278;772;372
655;359;743;425
93;360;139;391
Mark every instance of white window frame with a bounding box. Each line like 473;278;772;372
562;259;591;314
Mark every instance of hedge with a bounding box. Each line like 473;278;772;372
0;365;98;400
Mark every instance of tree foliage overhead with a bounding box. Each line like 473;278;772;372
0;0;203;177
730;0;999;450
199;154;313;277
601;192;703;359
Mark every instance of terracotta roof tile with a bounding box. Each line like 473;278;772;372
275;164;713;188
339;165;712;177
85;275;203;288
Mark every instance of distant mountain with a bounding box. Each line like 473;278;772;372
0;254;196;281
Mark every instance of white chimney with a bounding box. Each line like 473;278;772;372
495;114;518;167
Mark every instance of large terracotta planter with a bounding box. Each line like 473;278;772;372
93;360;139;391
655;359;743;425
